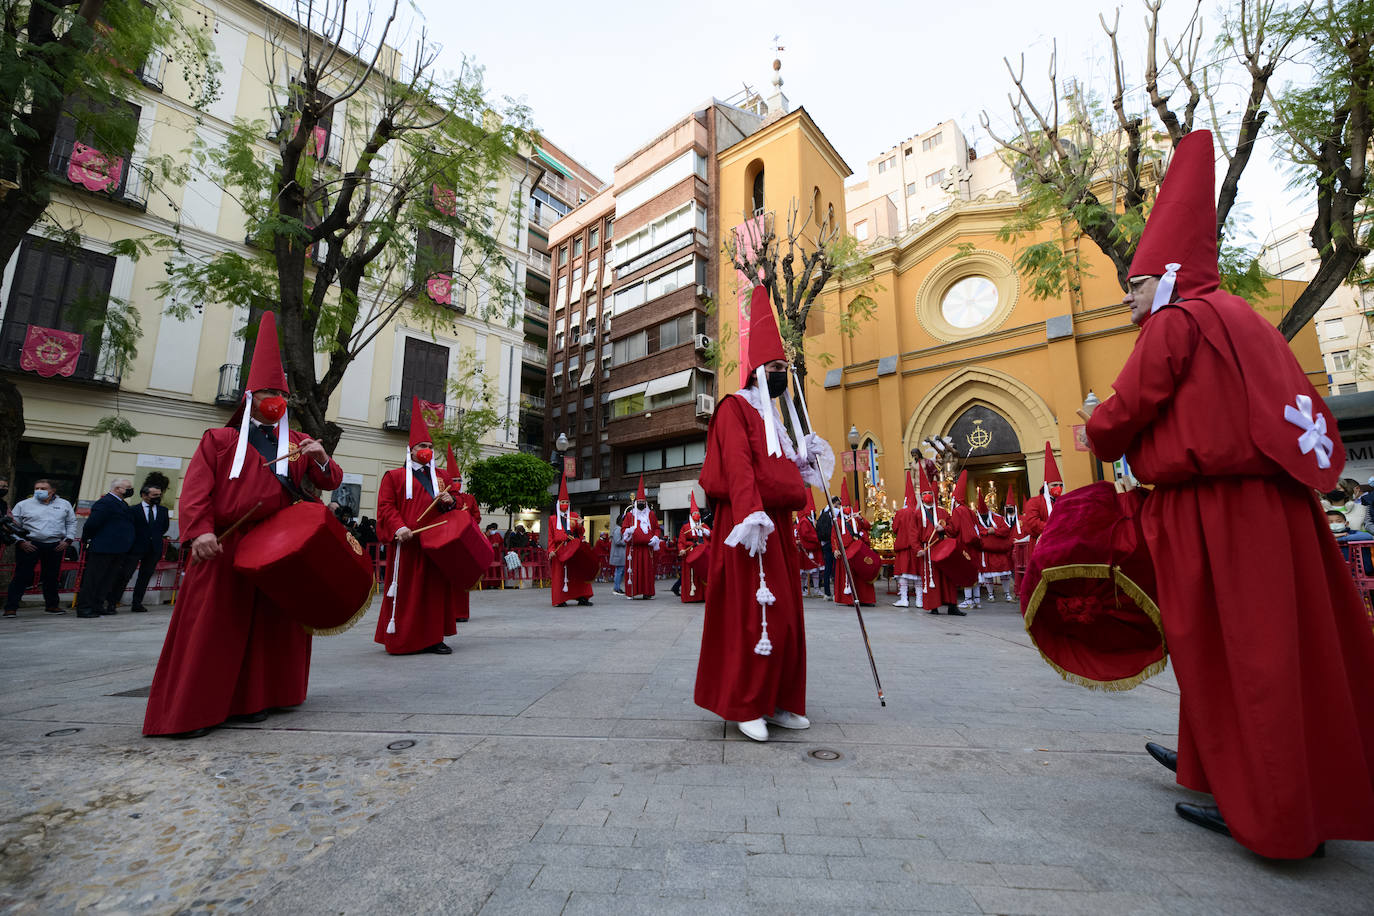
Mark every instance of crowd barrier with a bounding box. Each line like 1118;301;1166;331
0;538;187;608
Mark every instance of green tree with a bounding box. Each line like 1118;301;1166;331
979;1;1294;308
0;0;216;480
466;452;557;531
153;0;536;453
430;350;508;475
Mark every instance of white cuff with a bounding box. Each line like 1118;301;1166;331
396;527;411;538
724;510;775;557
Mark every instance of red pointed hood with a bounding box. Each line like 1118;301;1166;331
954;469;968;505
802;487;816;516
446;446;462;491
1005;481;1019;510
1128;130;1219;304
409;396;436;448
244;311;288;393
918;461;935;496
744;284;786;377
904;470;917;509
635;475;646;501
1041;442;1062;485
558;473;570;505
977;489;989;514
840;475;852;511
690;490;701;518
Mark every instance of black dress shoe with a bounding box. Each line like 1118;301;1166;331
928;608;940;615
76;610;100;618
861;602;876;608
1175;802;1230;836
167;727;213;740
130;606;148;613
946;607;967;616
229;711;269;723
1146;741;1178;773
577;598;593;606
426;642;453;655
99;607;117;615
554;601;568;608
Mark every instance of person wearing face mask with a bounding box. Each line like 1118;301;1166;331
374;397;462;654
694;284;832;742
113;477;171;613
3;479;76;617
549;474;595;608
74;477;137;618
890;470;921;609
973;488;1015;603
444;446;485;623
678;491;712;603
620;477;662;599
831;478;877;608
793;488;823;599
1021;443;1063;551
910;462;960;615
144;312;342;738
1083;131;1374;859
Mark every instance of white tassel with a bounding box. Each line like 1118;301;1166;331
385;539;401;633
753;555;774;656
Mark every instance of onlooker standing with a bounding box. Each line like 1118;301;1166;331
506;524;530;551
816;496;839;599
112;481;170;613
3;480;77;617
609;508;628;595
77;477;136;618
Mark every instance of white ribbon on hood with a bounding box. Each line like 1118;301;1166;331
1283;394;1334;469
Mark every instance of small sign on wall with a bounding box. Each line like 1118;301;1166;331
136;454;181;470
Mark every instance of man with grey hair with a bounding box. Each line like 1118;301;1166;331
75;477;136;618
3;479;76;617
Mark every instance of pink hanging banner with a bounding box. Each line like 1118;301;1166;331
732;215;768;389
20;326;83;377
432;184;457;216
67;142;123;193
426;274;453;305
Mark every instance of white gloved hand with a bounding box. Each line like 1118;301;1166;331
797;433;835;487
649;536;661;550
724;510;775;557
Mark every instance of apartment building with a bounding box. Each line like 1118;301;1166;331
0;0;573;531
846;120;1015;243
544;99;769;536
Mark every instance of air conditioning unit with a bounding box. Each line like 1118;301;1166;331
695;393;715;418
580;333;596;347
695;284;712;300
693;333;712;352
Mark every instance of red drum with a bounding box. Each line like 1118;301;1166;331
556;538;599;581
980;531;1013;555
685;542;711;580
845;539;883;584
1020;481;1164;691
930;538;977;586
233;500;376;635
419;510;493;590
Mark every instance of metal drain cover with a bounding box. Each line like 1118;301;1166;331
387;739;416;751
45;728;82;737
808;748;842;761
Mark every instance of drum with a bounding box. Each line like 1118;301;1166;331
555;538;599;581
930;538;977;586
685;542;711;580
979;531;1013;555
419;510;493;590
233;500;376;636
1019;481;1164;691
845;539;883;584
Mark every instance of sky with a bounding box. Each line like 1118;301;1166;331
374;0;1309;250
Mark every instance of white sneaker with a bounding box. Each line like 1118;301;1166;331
893;597;909;608
738;718;769;741
958;599;974;609
764;710;810;729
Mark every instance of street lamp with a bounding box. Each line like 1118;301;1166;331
847;424;861;512
549;432;569;549
1081;391;1103;482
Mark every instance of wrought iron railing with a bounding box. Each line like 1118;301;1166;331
215;363;242;405
0;321;119;385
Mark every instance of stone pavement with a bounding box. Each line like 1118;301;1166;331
0;586;1370;915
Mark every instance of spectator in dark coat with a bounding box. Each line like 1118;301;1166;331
816;496;839;598
76;477;136;618
110;481;170;613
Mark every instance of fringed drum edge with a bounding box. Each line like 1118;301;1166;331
1022;563;1169;691
303;577;378;637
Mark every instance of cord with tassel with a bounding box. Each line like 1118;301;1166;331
753;553;775;656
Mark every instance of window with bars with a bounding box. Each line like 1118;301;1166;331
0;236;116;381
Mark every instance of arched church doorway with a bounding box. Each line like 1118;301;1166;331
946;406;1029;511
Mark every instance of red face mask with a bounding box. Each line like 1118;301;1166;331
413;447;433;464
921;493;935;506
257;395;287;423
559;500;570;512
691;512;701;522
1049;484;1063;498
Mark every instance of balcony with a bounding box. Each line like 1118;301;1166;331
0;321;120;386
538;170;577;204
528;204;566;230
136;47;167;92
48;137;150;211
527;249;552;277
215;363;242;406
383;395;466;431
522;342;547;365
523;299;549;323
520;393;546;411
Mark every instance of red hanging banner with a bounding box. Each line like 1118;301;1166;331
19;326;83;378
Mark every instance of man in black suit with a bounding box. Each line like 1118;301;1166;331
76;477;136;618
111;481;170;613
816;496;839;599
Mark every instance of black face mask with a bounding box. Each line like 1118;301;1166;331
636;502;647;511
766;370;788;399
148;496;161;506
0;487;7;498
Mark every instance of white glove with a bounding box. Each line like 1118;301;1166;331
724;510;775;557
797;433;835;487
649;536;661;550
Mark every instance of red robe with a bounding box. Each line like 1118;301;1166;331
973;510;1013;575
451;492;482;620
832;514;876;605
677;521;710;603
912;504;958;609
892;506;919;578
550;512;594;605
695;394;806;721
621;510;661;598
1088;302;1374;858
374;465;460;654
794;515;823;572
143;426;343;735
945;503;980;588
1022;492;1056;548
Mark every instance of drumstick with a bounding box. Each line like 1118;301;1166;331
414;480;450;524
406;519;448;536
260;442;312;468
190;500;262;565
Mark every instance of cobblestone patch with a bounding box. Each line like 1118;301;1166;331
0;743;455;914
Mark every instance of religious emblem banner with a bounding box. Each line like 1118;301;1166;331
19;325;83;377
67;142;124;193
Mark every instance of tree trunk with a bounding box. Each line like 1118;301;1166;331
0;376;26;485
1277;242;1368;340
